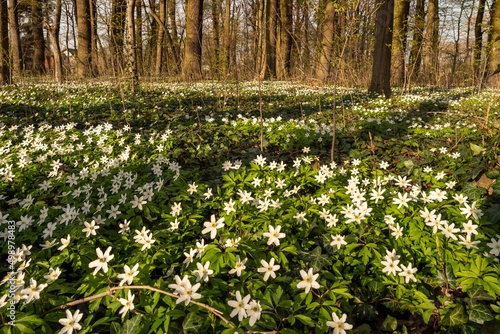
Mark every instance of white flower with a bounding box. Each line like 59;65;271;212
193;261;213;283
326;313;353;334
487;236;500;256
117;264;140;286
458;235;480;250
462;220;478;238
296;268;320;293
175;279;201;306
257;258;280;281
247;299;262;326
44;267;62;283
381;258;401;276
223;198;236;215
57;235;71;251
392;192;410;209
82;220;99;237
391;223;404;239
440;222;460;240
460;201;483;220
262;225;285;246
58;309;83;334
119;220;130;234
202;215;225;239
398;263;418;283
88;247;114;276
227;291;251;321
330;234;347;249
21;278;47;303
118;290;135;318
229;256;247;277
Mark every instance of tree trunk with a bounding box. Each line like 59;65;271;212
423;0;439;84
474;0;485;82
260;0;278;79
487;0;500;84
168;0;180;68
76;0;93;77
0;0;10;84
126;0;138;91
111;0;127;76
32;0;46;74
182;0;204;80
409;0;425;82
315;1;336;82
8;0;21;77
277;0;292;79
45;0;63;82
223;0;231;76
135;0;143;75
154;0;166;76
369;0;394;98
89;0;98;75
212;0;222;78
391;0;410;86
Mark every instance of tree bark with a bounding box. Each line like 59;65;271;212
0;0;10;84
260;0;278;79
369;0;394;98
391;0;410;86
423;0;439;84
135;0;143;75
76;0;93;77
126;0;138;91
8;0;21;77
110;0;127;76
168;0;180;68
474;0;486;81
223;0;231;76
409;0;425;82
277;0;292;79
32;0;46;74
182;0;204;80
45;0;63;83
154;0;166;76
487;0;500;83
212;0;222;78
315;1;336;82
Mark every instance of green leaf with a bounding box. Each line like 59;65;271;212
470;143;486;156
296;314;315;327
110;323;121;334
468;303;494;324
351;324;372;334
467;286;495;301
381;315;398;332
446;304;468;327
486;204;500;224
182;312;206;334
302;246;332;272
461;183;486;201
119;316;141;334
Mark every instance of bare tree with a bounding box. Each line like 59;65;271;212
474;0;486;83
32;0;46;74
277;0;292;79
126;0;138;91
409;0;425;83
0;0;10;84
487;0;500;83
369;0;394;98
110;0;127;76
315;1;336;82
424;0;439;84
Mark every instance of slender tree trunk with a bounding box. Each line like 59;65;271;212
487;0;500;83
135;0;143;75
277;0;292;79
223;0;231;76
212;0;221;78
32;0;46;74
0;0;10;84
126;0;138;91
168;0;180;67
255;0;264;76
45;0;63;82
154;0;166;76
423;0;439;84
391;0;410;86
369;0;394;98
474;0;486;81
111;0;127;76
315;1;336;81
8;0;21;76
182;0;204;80
409;0;425;82
76;0;93;77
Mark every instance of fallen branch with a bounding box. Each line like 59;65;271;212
46;285;234;328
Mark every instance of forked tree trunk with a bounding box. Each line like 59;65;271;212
45;0;63;82
0;0;10;84
8;0;21;77
369;0;394;98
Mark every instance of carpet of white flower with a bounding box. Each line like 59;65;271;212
0;83;499;333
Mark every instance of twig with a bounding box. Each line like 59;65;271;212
46;285;234;328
